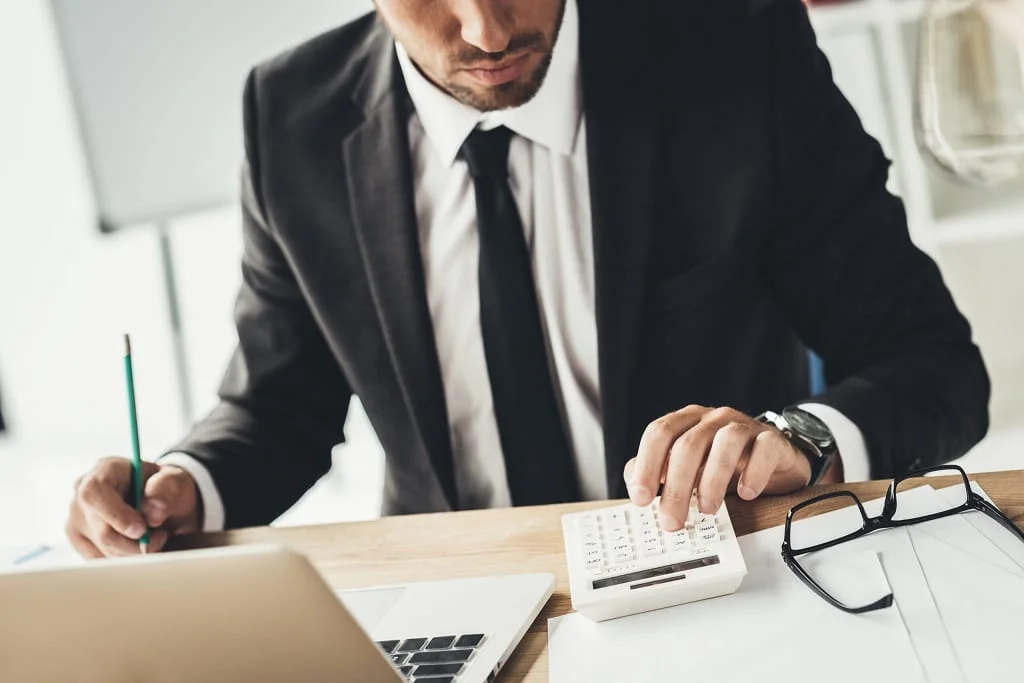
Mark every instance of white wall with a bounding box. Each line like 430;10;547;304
0;0;383;546
0;0;181;456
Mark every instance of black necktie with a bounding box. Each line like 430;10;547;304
459;126;582;506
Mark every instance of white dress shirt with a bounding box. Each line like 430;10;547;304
165;0;870;530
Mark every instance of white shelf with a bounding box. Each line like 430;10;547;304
807;0;926;28
933;201;1024;245
891;0;928;25
809;0;879;34
808;0;1024;249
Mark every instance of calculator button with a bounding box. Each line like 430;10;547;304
641;539;662;557
668;533;691;551
606;510;627;527
392;653;409;665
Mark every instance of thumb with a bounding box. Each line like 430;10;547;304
142;465;199;533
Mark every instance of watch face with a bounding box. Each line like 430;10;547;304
782;408;832;443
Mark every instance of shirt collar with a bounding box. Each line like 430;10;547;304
395;0;581;166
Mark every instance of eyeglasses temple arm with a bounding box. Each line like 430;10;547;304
974;496;1024;543
783;552;894;614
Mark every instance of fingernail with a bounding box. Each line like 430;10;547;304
658;512;682;531
126;523;146;539
738;484;757;500
627;481;652;505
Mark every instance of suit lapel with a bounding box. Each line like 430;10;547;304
342;40;457;507
580;2;663;498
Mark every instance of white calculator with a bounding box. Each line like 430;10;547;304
561;496;747;621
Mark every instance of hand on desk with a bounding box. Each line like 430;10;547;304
66;457;201;558
624;405;841;532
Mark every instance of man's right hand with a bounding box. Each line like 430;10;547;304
66;457;201;558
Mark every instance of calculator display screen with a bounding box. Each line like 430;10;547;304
591;555;720;590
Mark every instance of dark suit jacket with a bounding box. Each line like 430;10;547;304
174;0;990;529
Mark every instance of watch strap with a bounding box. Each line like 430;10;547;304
756;409;837;486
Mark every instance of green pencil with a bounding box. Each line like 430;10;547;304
123;334;150;552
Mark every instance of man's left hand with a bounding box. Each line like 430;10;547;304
624;405;832;531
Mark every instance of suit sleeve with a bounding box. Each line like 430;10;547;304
168;70;353;528
760;0;990;477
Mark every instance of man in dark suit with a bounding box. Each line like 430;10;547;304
67;0;988;558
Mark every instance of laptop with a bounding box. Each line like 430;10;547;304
0;544;554;683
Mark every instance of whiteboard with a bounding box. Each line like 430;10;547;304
50;0;373;230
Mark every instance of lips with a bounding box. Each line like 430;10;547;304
462;53;530;86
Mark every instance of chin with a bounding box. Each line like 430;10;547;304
448;76;542;112
446;54;552;112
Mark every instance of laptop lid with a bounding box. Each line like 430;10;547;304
0;544;402;683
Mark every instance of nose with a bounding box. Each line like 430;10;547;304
452;0;513;54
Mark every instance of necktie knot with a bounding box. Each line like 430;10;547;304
459;126;513;180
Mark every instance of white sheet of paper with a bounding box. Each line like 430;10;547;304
898;483;1024;682
549;512;928;683
939;482;1024;574
901;484;1024;579
0;544;84;573
910;526;1024;682
805;501;964;683
802;550;891;608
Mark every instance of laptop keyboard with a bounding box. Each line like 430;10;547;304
376;634;486;682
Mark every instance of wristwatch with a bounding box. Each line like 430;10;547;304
756;406;839;486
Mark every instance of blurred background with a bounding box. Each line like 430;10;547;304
1;0;1022;548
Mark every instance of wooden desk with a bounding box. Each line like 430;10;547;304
172;470;1024;682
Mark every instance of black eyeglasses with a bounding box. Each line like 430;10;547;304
781;464;1024;613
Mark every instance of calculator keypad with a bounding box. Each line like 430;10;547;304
578;497;726;577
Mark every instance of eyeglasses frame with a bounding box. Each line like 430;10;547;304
781;464;1024;614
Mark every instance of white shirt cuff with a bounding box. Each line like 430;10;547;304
158;453;226;532
799;403;871;483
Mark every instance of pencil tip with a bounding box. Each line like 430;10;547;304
140;543;149;555
124;334;131;355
